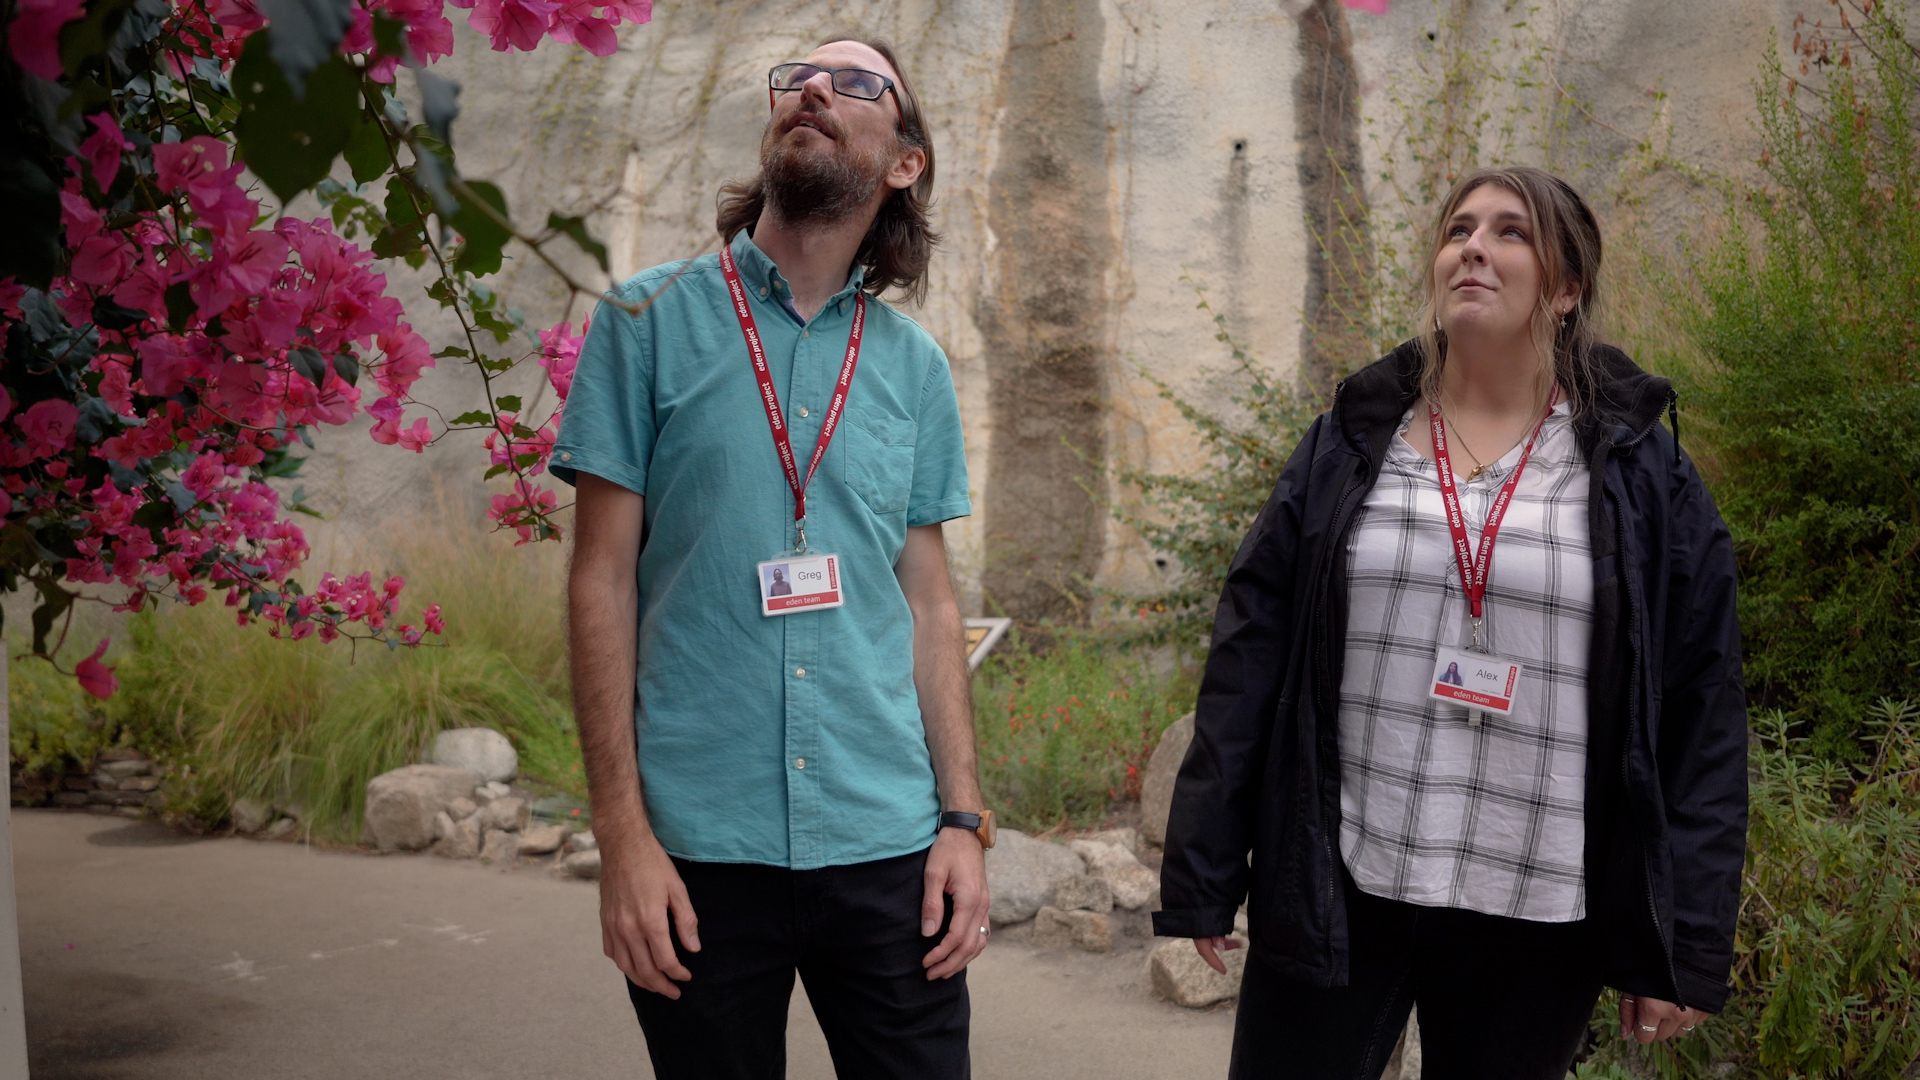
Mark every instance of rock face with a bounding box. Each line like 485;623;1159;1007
365;765;479;851
1031;906;1112;953
517;823;569;855
1147;937;1246;1008
428;728;518;784
1070;840;1159;910
1141;712;1195;846
984;829;1086;925
1047;873;1114;914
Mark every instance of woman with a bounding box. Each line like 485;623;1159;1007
1152;167;1747;1079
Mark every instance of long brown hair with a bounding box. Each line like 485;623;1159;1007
715;37;940;305
1413;166;1603;413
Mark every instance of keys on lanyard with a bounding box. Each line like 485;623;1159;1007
718;244;865;555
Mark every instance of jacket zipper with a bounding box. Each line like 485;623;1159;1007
1313;425;1368;978
1613;479;1684;1007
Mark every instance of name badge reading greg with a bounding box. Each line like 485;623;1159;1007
1428;645;1523;718
757;553;845;617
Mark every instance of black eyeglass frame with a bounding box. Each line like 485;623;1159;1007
766;62;904;125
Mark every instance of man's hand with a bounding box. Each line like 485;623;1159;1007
920;826;990;980
600;833;701;999
1620;995;1709;1043
1193;935;1244;975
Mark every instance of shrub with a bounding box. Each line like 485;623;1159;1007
973;629;1196;831
1664;3;1920;761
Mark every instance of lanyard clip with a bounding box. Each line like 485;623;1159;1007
794;517;808;555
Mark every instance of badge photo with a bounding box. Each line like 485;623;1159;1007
758;553;845;617
1428;645;1523;718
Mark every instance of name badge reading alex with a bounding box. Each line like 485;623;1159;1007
758;553;845;617
1428;645;1523;718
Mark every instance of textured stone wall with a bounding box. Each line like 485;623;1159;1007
294;0;1817;617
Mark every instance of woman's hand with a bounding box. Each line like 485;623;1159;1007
1620;995;1708;1043
1193;935;1244;975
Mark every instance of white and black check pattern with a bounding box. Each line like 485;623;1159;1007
1337;402;1592;923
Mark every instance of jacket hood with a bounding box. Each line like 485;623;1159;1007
1334;340;1676;453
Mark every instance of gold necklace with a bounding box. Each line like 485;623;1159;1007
1433;403;1491;480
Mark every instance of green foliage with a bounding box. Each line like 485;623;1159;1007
7;650;106;776
972;629;1196;831
1665;6;1920;761
9;505;585;839
1107;282;1316;644
1580;701;1920;1080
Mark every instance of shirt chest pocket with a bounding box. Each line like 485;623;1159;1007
844;416;916;515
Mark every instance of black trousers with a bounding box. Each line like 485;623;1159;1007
1229;874;1602;1080
626;848;969;1080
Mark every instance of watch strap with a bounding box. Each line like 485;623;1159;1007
938;811;983;832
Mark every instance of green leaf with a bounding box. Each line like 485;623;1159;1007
451;180;511;276
370;13;406;57
57;0;137;78
432;346;470;359
483;463;510;479
30;580;73;657
233;35;364;202
288;346;328;386
343;115;390;185
546;212;609;273
255;0;355;95
495;395;521;412
331;351;359;386
448;411;492;426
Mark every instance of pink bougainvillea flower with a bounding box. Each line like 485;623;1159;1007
538;318;583;401
395;416;433;453
78;113;131;187
75;639;119;700
18;399;79;459
1340;0;1390;12
69;235;134;288
7;0;87;79
0;385;12;424
547;0;617;55
465;0;562;51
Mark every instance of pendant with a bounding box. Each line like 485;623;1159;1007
1468;465;1485;480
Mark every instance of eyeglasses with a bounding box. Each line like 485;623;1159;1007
768;62;901;112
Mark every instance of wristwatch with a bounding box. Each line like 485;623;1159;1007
938;810;996;849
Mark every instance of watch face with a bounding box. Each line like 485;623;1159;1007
978;810;996;849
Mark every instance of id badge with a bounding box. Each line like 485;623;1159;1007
757;552;845;617
1428;645;1523;722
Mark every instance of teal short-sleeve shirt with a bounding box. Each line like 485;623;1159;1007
551;232;971;870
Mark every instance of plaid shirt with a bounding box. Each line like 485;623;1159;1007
1337;401;1593;922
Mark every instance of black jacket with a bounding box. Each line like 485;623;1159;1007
1151;343;1748;1012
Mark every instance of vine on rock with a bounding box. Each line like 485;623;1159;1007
0;0;646;692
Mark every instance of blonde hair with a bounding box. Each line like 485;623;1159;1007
1413;166;1603;413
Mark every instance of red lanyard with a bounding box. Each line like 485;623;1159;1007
1429;389;1559;622
719;244;865;549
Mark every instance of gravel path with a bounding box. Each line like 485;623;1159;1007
15;810;1233;1079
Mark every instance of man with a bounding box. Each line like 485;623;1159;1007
553;36;991;1080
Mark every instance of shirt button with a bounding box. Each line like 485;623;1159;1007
559;451;571;462
795;758;806;769
798;407;809;418
802;330;809;338
795;667;806;678
759;287;769;297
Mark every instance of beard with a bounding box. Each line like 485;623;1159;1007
759;110;891;229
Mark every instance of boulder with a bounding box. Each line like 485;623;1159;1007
482;780;512;800
1070;840;1160;910
984;829;1086;926
96;748;145;763
428;728;518;783
1081;827;1143;858
119;776;160;792
98;758;152;779
480;829;520;863
1031;906;1112;953
431;811;481;858
51;792;88;807
562;849;602;879
447;797;478;820
480;796;529;832
264;817;298;838
231;797;273;834
1147;937;1246;1008
517;822;569;855
1047;873;1114;913
364;764;480;851
1141;712;1195;846
566;830;597;853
